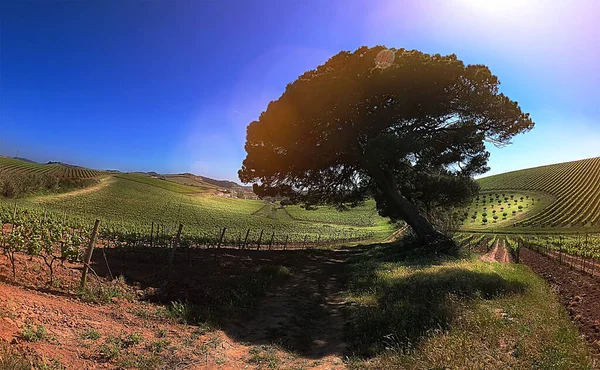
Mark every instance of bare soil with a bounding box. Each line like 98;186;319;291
480;239;512;264
520;247;600;356
0;247;348;369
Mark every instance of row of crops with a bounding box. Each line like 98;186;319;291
455;232;600;275
0;201;381;284
0;157;103;179
0;201;377;257
478;156;600;228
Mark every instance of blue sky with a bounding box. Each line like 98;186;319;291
0;0;598;182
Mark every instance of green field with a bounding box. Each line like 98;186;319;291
459;191;554;231
1;173;394;244
477;156;600;229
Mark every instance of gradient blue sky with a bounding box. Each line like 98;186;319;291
1;0;599;182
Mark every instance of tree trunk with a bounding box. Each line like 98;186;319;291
373;168;439;244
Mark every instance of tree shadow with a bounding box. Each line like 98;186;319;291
89;240;527;362
344;255;528;358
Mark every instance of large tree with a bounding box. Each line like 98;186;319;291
239;46;534;245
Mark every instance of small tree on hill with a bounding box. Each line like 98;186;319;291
239;46;534;247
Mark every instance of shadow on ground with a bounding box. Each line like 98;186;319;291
343;241;528;358
90;239;527;361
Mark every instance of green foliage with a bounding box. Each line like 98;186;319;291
81;328;101;340
239;46;533;241
77;277;132;304
21;323;48;342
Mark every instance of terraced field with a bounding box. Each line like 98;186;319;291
0;157;103;179
477;156;600;229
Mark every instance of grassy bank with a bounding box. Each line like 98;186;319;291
343;242;593;369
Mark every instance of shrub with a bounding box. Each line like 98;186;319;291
21;323;48;342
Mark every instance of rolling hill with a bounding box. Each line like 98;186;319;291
476;156;600;229
0;156;103;179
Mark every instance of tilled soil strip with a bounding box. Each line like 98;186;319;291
520;247;600;356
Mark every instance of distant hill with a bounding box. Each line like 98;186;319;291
13;157;37;164
163;173;254;195
477;156;600;228
0;157;103;179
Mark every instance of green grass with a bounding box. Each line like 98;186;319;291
477;156;600;229
343;242;592;369
285;199;381;227
21;323;48;342
4;172;394;243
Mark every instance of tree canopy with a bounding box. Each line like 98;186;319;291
239;46;534;245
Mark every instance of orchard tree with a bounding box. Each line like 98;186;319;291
239;46;534;246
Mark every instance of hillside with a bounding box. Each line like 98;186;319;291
476;156;600;229
3;172;394;244
0;157;103;179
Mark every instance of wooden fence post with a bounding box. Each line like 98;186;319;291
257;230;263;250
243;228;250;250
80;219;101;289
218;227;226;248
283;235;288;251
269;232;274;250
303;235;308;250
168;224;184;266
150;222;154;248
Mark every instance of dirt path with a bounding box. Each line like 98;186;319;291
480;239;512;264
224;250;347;368
29;176;116;203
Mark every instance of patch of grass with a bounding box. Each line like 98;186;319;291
344;240;593;369
98;336;122;361
148;339;171;354
247;345;281;369
81;328;101;340
0;344;65;370
21;323;48;342
121;332;144;348
0;344;30;370
166;265;292;326
97;332;144;361
115;353;163;370
77;277;133;304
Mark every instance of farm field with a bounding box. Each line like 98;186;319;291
476;156;600;230
0;157;103;179
459;190;553;231
1;172;395;245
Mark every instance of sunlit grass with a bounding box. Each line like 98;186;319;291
344;242;592;369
